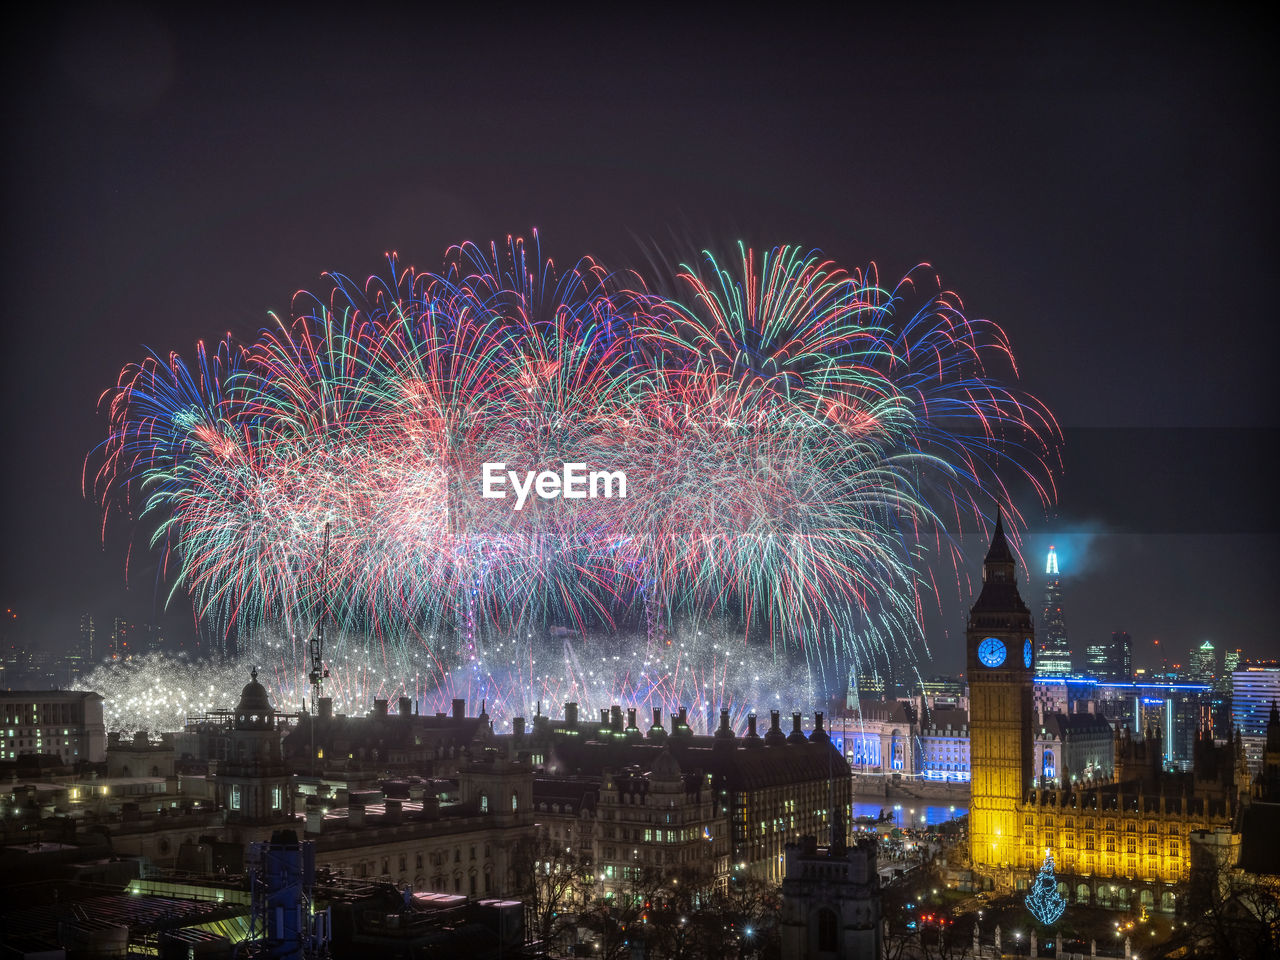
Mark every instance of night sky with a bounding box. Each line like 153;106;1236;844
3;6;1276;674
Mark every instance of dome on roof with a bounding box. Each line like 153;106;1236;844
236;670;273;721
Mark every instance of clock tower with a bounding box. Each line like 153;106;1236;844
966;509;1034;883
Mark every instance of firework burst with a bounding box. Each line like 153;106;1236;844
91;232;1057;714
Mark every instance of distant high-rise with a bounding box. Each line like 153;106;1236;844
1036;546;1072;676
111;618;134;660
1233;666;1280;774
1084;631;1132;683
79;614;96;662
1189;640;1216;681
850;664;886;703
143;622;165;656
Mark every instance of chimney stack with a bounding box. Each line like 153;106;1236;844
810;711;830;743
674;707;691;737
452;698;465;721
648;707;667;741
384;799;402;825
715;707;735;743
766;710;787;746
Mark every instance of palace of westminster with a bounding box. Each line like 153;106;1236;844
2;516;1277;950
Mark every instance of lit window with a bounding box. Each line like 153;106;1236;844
231;786;241;810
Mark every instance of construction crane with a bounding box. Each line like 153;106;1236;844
308;522;331;712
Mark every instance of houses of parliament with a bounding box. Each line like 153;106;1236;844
966;511;1267;910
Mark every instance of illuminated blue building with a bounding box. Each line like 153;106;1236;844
918;708;969;782
831;700;915;775
1232;665;1280;774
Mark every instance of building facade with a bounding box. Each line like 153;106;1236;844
0;690;106;763
1233;665;1280;774
780;835;881;960
1084;631;1132;684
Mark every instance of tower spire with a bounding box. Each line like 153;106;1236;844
984;505;1015;568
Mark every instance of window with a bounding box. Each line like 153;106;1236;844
272;786;282;810
400;855;407;872
512;791;519;812
416;853;423;869
230;786;241;810
480;793;489;814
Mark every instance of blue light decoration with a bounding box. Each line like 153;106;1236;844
1025;853;1067;925
1024;638;1033;668
978;637;1006;667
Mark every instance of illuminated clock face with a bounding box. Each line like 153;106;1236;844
978;637;1007;667
1024;638;1033;668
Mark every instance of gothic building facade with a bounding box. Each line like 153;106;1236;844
965;514;1245;910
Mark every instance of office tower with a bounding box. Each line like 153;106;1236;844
1189;640;1215;682
143;622;165;655
1233;666;1280;774
1084;631;1132;683
79;614;96;662
111;618;135;660
1036;545;1072;676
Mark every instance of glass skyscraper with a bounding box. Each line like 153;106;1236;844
1036;546;1072;675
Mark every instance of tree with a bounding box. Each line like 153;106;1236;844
1024;853;1066;925
511;830;594;954
577;866;666;960
1146;839;1280;960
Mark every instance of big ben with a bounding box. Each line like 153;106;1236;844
967;508;1034;882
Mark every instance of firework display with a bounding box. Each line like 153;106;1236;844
86;622;810;736
91;233;1057;724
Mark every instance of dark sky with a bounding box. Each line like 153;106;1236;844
3;5;1276;673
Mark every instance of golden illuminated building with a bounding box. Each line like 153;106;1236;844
965;515;1247;909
